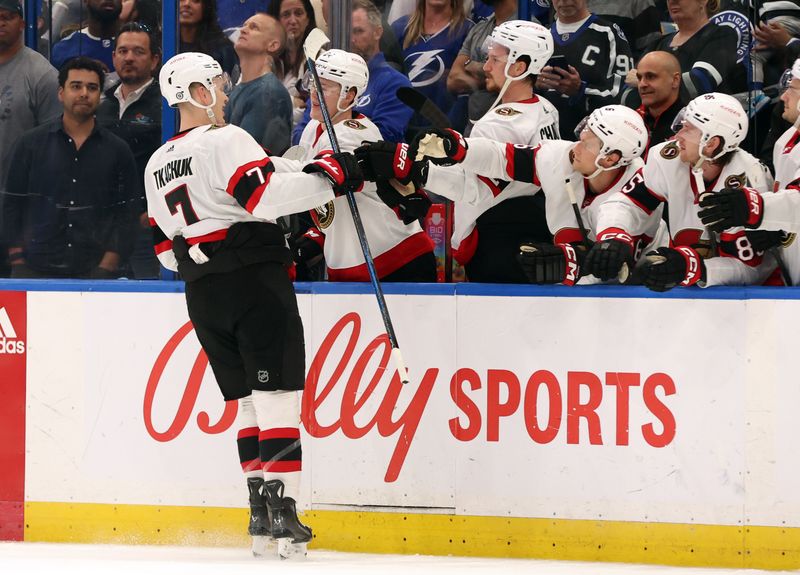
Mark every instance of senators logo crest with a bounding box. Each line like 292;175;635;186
343;119;366;130
314;201;335;229
724;173;746;189
660;141;679;159
495;107;522;117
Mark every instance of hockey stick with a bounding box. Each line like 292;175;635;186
395;86;455;282
303;29;409;384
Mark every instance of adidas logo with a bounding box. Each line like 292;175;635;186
0;307;25;354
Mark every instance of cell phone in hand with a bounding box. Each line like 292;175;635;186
546;55;569;70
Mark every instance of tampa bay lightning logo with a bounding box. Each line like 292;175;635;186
535;0;550;6
711;10;752;64
356;93;371;108
405;49;446;88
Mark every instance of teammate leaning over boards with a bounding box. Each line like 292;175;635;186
585;92;778;291
357;20;562;283
293;49;436;282
698;60;800;286
144;52;362;559
358;104;667;285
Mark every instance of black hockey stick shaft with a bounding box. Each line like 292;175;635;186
305;47;409;383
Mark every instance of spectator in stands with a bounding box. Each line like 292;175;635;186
226;12;292;155
38;0;83;55
4;57;139;279
392;0;474;135
119;0;160;33
268;0;316;126
0;0;61;277
537;0;633;138
180;0;238;78
51;0;122;70
643;0;747;103
216;0;262;32
586;0;660;59
96;22;161;279
633;50;682;148
447;0;517;133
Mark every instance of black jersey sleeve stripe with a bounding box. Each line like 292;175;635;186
623;177;663;215
504;143;541;186
225;157;276;211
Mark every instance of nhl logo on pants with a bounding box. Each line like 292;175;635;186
258;370;270;383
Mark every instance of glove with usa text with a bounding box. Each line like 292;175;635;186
375;179;432;224
582;228;634;281
411;128;468;166
354;141;418;184
517;242;585;285
639;246;706;292
698;187;764;232
303;152;363;196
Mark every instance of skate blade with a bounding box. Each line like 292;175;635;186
251;535;276;558
277;538;307;560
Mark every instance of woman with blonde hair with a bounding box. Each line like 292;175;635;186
644;0;746;102
391;0;473;135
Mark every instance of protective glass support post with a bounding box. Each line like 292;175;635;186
329;0;352;50
23;0;38;49
161;0;178;143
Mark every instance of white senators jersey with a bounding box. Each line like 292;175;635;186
145;124;335;272
758;126;800;285
424;96;560;258
440;137;667;282
297;114;433;280
597;139;776;286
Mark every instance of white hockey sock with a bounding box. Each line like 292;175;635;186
252;390;302;501
236;395;262;480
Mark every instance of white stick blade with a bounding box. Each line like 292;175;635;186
303;27;330;61
282;145;307;161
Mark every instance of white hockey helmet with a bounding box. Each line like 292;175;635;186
671;92;748;160
314;49;369;113
780;57;800;91
159;52;228;109
481;20;554;80
576;105;648;168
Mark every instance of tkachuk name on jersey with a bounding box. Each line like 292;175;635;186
0;307;24;354
152;157;194;189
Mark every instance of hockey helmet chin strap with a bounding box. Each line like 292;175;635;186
187;73;231;126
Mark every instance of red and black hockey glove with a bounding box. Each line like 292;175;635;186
582;228;634;281
354;141;416;184
517;242;584;286
412;128;468;166
639;246;705;292
374;179;432;224
303;152;363;196
698;187;764;232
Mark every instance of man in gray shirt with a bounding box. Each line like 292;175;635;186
225;12;292;156
0;0;61;276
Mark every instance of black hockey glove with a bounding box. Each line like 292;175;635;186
698;187;764;232
411;128;468;166
639;246;705;292
375;179;432;224
517;242;584;285
583;228;634;281
354;141;417;184
303;152;363;196
745;230;789;252
291;231;324;277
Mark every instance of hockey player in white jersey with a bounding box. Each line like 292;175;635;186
356;20;562;283
586;92;777;291
699;59;800;285
365;104;665;285
293;49;436;281
145;52;363;559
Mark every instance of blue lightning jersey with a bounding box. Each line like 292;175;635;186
391;16;473;130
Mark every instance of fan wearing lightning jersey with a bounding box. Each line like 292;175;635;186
536;0;634;138
294;49;436;282
357;20;561;283
699;59;800;285
145;53;362;560
586;92;776;291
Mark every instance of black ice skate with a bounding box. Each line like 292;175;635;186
247;477;275;557
263;479;312;559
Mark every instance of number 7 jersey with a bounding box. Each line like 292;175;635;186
144;123;335;271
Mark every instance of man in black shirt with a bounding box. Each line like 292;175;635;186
4;57;139;278
634;50;683;149
97;22;161;278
